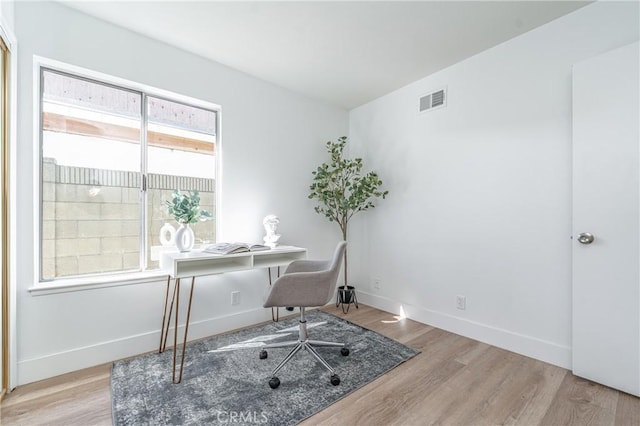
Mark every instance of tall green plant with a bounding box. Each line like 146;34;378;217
309;136;388;287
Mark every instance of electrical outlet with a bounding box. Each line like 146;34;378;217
231;291;240;306
372;277;381;290
456;295;466;310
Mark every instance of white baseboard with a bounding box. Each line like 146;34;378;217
17;308;271;386
17;295;572;385
357;291;572;370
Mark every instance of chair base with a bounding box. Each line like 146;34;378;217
260;307;349;388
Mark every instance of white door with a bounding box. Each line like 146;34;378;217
572;41;640;397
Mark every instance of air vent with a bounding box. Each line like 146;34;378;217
419;87;447;113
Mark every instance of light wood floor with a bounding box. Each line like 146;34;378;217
2;304;639;425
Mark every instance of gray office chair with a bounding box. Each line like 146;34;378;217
259;241;349;389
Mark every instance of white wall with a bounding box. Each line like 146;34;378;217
0;0;15;33
348;1;639;369
14;2;347;385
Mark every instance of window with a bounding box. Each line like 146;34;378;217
39;66;218;281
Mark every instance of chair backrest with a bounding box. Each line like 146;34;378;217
322;241;347;302
263;241;347;308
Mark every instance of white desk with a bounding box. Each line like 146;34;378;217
158;246;307;383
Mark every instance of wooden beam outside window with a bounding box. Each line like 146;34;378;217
42;112;215;155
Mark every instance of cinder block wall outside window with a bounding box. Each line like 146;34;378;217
42;158;215;279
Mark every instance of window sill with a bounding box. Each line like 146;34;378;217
28;270;169;296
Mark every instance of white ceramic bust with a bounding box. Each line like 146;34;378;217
263;215;281;248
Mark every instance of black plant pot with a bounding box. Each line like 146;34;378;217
336;285;359;313
338;286;355;303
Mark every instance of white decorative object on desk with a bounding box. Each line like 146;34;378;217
175;223;195;252
263;214;281;248
159;223;176;246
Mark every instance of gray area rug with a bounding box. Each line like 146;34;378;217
111;310;419;425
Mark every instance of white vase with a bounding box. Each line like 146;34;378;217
175;223;195;252
159;223;176;246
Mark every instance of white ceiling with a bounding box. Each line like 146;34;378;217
61;1;590;109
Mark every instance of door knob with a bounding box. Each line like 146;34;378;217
577;232;595;244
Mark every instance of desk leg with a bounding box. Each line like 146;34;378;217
268;267;281;322
173;276;196;384
159;275;172;353
171;278;181;382
160;276;178;353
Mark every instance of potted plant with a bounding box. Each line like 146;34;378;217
308;136;388;311
166;189;212;252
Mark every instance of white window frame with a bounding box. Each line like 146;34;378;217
30;56;222;295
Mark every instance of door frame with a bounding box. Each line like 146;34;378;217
0;32;7;400
0;18;17;396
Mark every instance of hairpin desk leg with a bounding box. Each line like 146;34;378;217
173;276;196;384
159;276;178;353
171;278;181;383
159;275;172;353
268;267;279;322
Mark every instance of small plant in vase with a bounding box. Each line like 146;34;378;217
166;189;212;252
308;136;388;312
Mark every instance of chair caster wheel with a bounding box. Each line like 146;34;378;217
269;377;280;389
330;374;340;386
341;347;349;356
259;350;267;360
